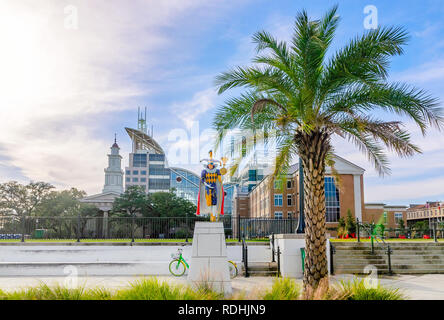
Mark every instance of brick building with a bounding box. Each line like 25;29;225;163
232;155;408;236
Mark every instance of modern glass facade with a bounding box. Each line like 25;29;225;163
325;176;340;222
133;154;147;167
149;178;170;190
124;126;238;211
149;154;165;161
169;168;237;214
222;183;236;215
149;164;170;176
170;168;200;205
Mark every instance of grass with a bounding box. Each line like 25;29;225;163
338;278;406;300
259;277;405;300
0;277;405;300
262;277;301;300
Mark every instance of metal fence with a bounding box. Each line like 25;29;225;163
0;215;299;242
356;221;444;241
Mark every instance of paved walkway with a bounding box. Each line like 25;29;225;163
0;274;442;299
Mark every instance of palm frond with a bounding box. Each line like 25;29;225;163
318;26;409;103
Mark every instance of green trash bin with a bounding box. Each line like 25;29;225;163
300;248;305;273
34;229;45;239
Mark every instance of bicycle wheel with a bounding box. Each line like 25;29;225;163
228;261;238;278
169;259;187;276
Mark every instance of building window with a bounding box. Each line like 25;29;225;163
132;178;138;182
287;194;292;206
394;212;403;224
383;212;387;224
149;178;170;190
140;178;146;182
287;180;292;189
325;177;340;222
141;170;147;175
274;211;283;219
274;194;283;207
288;212;293;219
274;180;282;189
125;170;130;175
149;154;165;161
248;170;257;182
133;170;139;175
125;177;130;182
133;154;147;167
149;165;170;176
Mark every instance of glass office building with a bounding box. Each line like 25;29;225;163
124;115;236;211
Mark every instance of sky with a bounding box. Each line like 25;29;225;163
0;0;443;205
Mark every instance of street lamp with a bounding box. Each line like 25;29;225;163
296;159;305;234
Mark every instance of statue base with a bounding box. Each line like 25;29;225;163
187;222;232;295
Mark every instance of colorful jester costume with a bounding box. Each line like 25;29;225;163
196;151;226;222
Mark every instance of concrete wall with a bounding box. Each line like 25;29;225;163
0;244;271;277
274;235;331;279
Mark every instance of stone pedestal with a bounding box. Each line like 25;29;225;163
187;222;232;295
274;233;331;278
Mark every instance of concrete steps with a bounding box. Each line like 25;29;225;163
246;262;278;277
332;242;444;275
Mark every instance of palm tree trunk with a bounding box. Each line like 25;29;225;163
298;130;330;289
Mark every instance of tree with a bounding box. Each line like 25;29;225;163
336;217;346;238
33;188;100;238
148;190;197;218
34;188;89;217
213;6;442;288
345;209;356;236
112;186;152;217
0;181;54;217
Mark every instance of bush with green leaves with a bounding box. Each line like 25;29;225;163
338;279;405;300
0;277;405;300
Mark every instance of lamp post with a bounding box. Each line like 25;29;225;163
296;159;305;234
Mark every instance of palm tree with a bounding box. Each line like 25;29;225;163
213;6;442;288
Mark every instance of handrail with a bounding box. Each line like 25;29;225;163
357;219;393;275
358;220;386;244
357;219;387;256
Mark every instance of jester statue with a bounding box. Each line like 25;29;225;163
196;150;228;222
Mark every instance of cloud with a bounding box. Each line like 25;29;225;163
365;176;444;203
0;0;230;194
392;59;444;84
172;88;219;129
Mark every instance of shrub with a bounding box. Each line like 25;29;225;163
337;278;405;300
262;278;301;300
115;278;222;300
345;210;356;235
0;277;405;301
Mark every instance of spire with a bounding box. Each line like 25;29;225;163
112;133;119;148
137;107;148;134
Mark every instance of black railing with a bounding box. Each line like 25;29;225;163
355;219;444;242
0;215;298;241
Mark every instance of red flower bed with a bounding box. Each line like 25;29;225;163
399;235;406;239
423;235;431;239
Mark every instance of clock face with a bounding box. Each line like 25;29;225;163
176;176;182;183
220;167;227;175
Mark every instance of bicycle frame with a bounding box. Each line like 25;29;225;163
176;251;190;269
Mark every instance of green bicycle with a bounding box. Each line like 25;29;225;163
169;248;238;278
